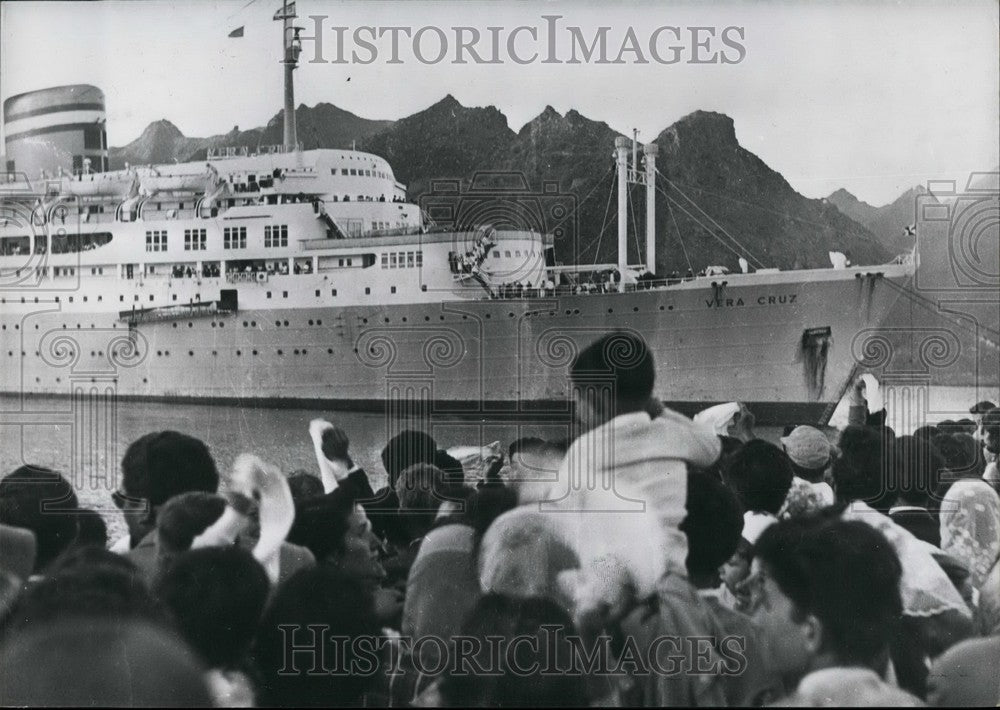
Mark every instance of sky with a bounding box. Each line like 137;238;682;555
1;0;997;206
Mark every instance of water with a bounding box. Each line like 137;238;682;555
2;384;995;544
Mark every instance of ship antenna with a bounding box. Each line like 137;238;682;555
275;0;300;154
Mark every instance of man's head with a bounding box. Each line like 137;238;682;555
154;492;227;569
395;463;460;541
569;331;655;430
0;466;79;572
380;430;437;489
832;425;894;510
888;436;945;507
970;400;998;425
154;546;270;670
119;431;219;543
680;470;744;588
722;440;795;515
751;516;902;684
780;426;835;483
0;617;211;707
980;407;1000;456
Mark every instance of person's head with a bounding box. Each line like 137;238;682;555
981;407;1000;455
569;331;655;430
681;470;744;588
73;508;108;549
380;429;437;489
433;449;466;486
780;426;835;483
912;424;940;445
154;546;269;670
286;469;324;504
154;492;227;567
289;490;385;590
932;432;984;484
457;484;519;538
478;508;580;610
0;617;211;707
832;425;894;510
438;593;586;708
722;439;794;515
395;463;457;541
751;516;902;684
888;435;945;507
969;400;997;420
8;547;166;632
254;567;380;707
0;466;79;572
119;431;218;543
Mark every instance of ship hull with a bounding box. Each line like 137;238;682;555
1;267;911;424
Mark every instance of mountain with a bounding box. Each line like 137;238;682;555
112;98;890;270
108;120;218;167
110;104;392;168
827;185;935;256
359;95;514;198
646;111;886;272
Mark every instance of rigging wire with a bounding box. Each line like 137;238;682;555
655;182;759;265
656;169;765;268
665;198;694;274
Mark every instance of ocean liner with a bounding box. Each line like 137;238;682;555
0;4;914;424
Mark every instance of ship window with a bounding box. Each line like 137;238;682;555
315;289;320;297
331;289;337;296
365;287;371;295
389;253;397;268
172;294;177;301
347;258;352;266
264;224;288;248
119;295;124;302
505;251;511;258
149;295;154;301
282;291;288;298
184;228;207;251
266;291;272;299
223;226;247;249
381;254;388;268
406;252;415;268
341;168;348;175
493;250;500;258
145;230;167;252
390;286;396;294
349;169;357;176
416;251;423;267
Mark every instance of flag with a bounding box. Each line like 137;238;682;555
228;26;244;38
273;2;296;20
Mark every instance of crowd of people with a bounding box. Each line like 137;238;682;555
1;330;999;707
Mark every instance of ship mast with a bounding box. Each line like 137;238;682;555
275;0;301;154
615;133;658;291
